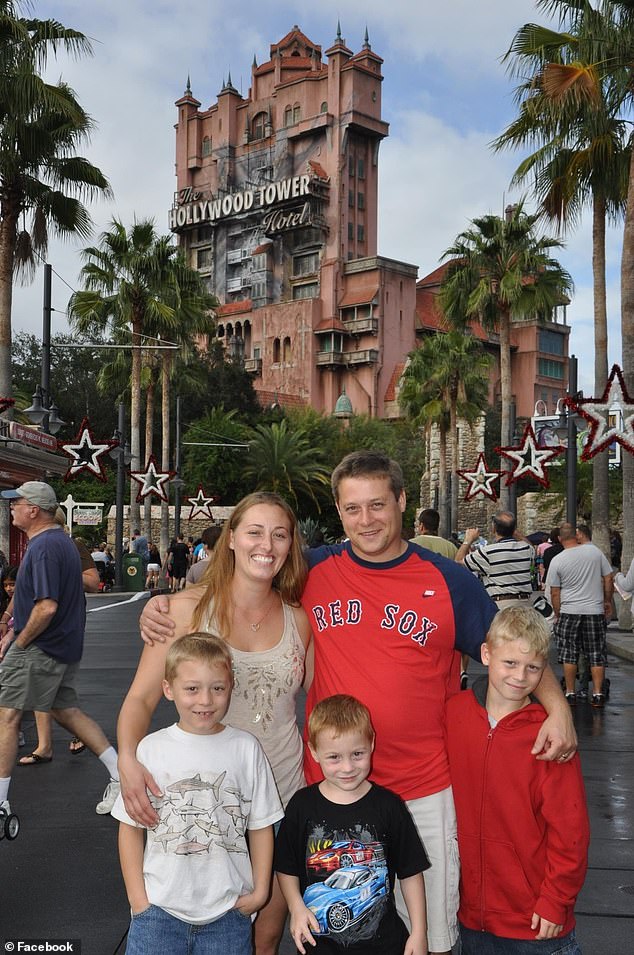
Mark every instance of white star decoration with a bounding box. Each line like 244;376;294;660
130;455;175;503
186;485;216;520
61;417;115;482
571;364;634;460
496;423;564;488
456;453;503;501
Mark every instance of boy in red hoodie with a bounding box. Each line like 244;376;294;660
446;606;589;954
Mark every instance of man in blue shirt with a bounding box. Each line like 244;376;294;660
0;482;120;820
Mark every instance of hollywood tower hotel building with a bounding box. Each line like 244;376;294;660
169;25;418;416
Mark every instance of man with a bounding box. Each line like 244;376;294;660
542;526;563;577
456;510;534;608
90;542;109;567
410;507;458;558
546;522;613;708
139;452;576;955
0;482;121;818
185;525;222;586
131;528;149;573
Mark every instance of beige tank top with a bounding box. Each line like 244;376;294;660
201;600;306;807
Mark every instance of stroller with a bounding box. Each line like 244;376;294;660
97;561;115;593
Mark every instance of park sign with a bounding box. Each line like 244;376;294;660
74;506;103;525
168;174;311;230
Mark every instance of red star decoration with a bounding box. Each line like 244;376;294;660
61;417;115;482
0;397;15;415
456;453;504;501
129;455;175;503
186;485;219;520
496;423;564;489
568;364;634;461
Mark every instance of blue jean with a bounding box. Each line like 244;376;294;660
125;904;252;955
459;925;582;955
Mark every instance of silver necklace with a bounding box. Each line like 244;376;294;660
234;593;277;631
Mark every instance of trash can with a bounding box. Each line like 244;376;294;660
122;552;145;592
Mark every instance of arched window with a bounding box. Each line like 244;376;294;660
273;337;281;363
284;106;293;127
217;324;225;338
283;336;291;362
293;104;301;124
252;112;267;140
320;101;328;113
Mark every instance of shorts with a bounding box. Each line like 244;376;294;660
147;564;161;573
554;613;607;667
0;643;80;711
395;785;460;952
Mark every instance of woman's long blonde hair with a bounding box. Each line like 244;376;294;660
191;491;307;637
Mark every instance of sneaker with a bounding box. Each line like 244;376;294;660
565;692;576;705
591;693;605;709
460;671;469;691
96;778;120;815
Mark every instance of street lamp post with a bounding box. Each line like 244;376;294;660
172;395;184;539
557;354;580;527
23;263;65;435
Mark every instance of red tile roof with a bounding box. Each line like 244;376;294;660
256;390;307;410
216;299;253;317
384;362;405;402
271;27;321;57
308;160;329;181
315;317;347;333
338;285;379;308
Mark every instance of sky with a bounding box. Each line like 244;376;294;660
13;0;625;397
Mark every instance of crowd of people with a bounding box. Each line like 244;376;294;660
3;451;619;955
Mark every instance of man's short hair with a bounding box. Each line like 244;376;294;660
559;522;577;542
492;511;516;537
331;450;404;502
486;606;551;658
577;523;592;541
165;633;234;685
418;508;440;534
307;694;374;748
201;526;222;549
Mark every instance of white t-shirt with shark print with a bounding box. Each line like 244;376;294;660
112;722;283;924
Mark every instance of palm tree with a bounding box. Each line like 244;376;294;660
399;331;491;535
68;220;214;529
495;7;629;554
145;257;216;554
507;0;634;573
438;203;573;509
242;419;331;513
0;2;111;399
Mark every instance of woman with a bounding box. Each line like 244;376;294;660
118;492;312;955
145;542;162;590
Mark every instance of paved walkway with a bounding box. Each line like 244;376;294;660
1;594;633;954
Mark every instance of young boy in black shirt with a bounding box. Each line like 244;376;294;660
275;694;429;954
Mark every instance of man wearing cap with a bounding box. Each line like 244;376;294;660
0;482;120;819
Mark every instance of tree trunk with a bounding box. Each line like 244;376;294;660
619;147;634;627
498;309;512;511
438;425;449;538
591;194;610;560
0;209;18;401
160;355;172;559
449;390;459;534
143;372;155;539
128;313;142;531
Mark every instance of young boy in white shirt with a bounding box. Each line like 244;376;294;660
112;633;283;954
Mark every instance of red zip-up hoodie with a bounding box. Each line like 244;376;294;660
446;677;589;939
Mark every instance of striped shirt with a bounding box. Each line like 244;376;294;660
463;538;534;599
